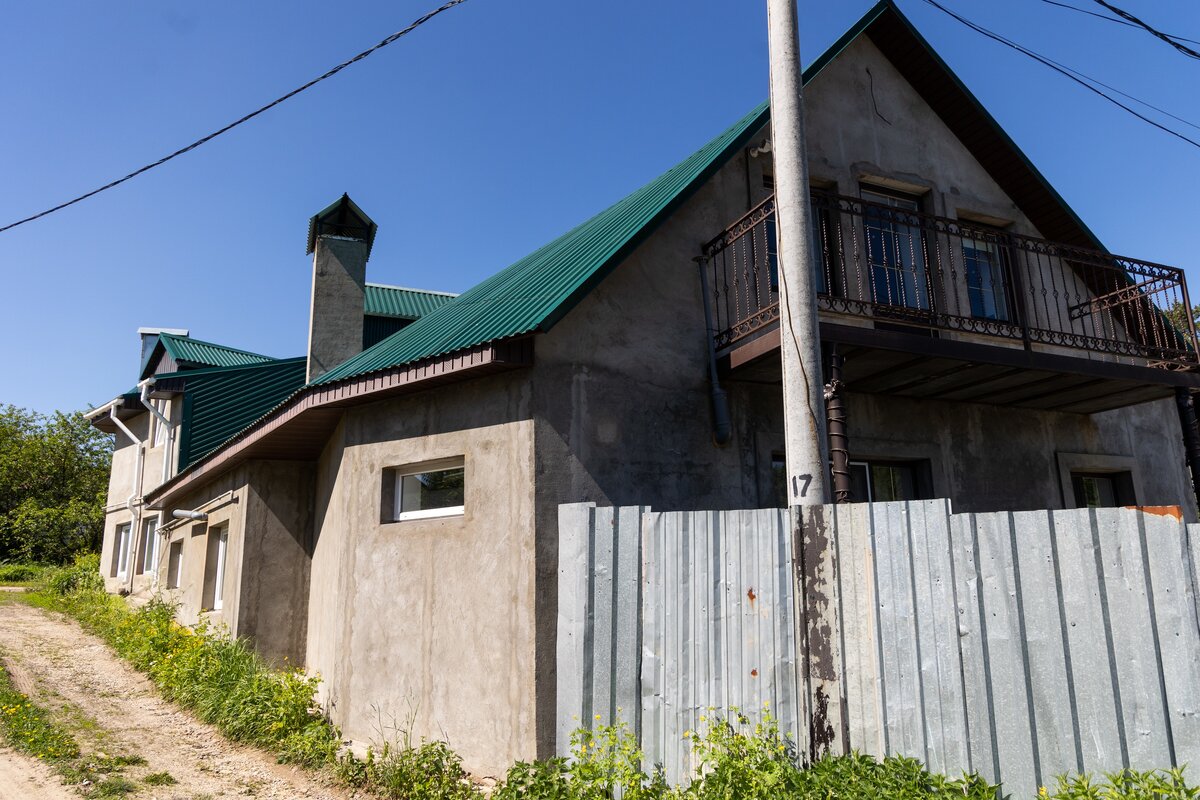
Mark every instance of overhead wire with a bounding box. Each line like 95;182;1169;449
1038;0;1200;46
1089;0;1200;59
0;0;470;235
920;0;1200;151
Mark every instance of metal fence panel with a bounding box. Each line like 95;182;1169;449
640;508;800;785
556;501;1200;796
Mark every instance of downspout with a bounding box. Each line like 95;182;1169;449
824;344;851;503
696;256;732;445
108;406;143;593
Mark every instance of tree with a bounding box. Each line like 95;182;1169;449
0;406;113;564
1164;301;1200;339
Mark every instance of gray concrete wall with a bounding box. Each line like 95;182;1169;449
237;460;314;665
735;388;1195;519
305;375;538;778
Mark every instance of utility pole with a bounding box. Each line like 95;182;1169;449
767;0;828;506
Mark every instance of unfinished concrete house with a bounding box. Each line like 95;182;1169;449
88;1;1200;777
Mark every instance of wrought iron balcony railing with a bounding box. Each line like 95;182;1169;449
701;191;1199;369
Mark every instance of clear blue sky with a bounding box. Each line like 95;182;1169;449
1;0;1197;413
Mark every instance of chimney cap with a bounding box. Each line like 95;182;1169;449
306;193;378;261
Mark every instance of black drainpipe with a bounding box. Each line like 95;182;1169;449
1174;387;1200;515
825;344;851;503
696;256;732;446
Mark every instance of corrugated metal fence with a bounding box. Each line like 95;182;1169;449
556;500;1200;795
556;504;800;785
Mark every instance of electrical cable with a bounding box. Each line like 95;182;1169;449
920;0;1200;151
0;0;469;235
1038;0;1200;46
1090;0;1200;59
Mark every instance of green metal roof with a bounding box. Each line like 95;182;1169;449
170;358;308;468
364;284;457;320
143;332;274;378
313;101;770;385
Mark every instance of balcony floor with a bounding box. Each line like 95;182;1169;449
723;321;1200;414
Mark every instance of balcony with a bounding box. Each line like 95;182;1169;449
701;192;1200;412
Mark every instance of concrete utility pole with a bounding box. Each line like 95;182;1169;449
767;0;829;506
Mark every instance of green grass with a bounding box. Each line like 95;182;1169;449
91;776;137;797
27;556;1200;800
32;555;343;769
0;661;79;763
0;562;47;586
143;770;177;785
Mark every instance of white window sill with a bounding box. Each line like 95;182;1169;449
394;506;464;522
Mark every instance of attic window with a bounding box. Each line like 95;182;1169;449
383;457;465;522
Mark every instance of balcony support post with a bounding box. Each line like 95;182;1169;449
1174;387;1200;517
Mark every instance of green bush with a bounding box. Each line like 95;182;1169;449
0;562;45;584
42;552;103;595
1046;768;1199;799
354;739;482;800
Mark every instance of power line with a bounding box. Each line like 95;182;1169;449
920;0;1200;150
1038;0;1200;46
1090;0;1200;59
0;0;470;236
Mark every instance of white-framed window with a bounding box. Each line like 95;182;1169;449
202;525;229;611
136;517;159;575
152;399;169;448
166;540;184;589
212;528;228;610
113;523;132;579
387;457;465;522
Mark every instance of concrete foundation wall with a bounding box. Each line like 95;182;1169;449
305;375;537;778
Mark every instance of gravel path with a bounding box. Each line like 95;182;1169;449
0;600;359;799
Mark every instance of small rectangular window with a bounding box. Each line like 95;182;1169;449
1071;471;1135;508
166;540;184;589
112;523;133;579
385;458;465;521
136;518;159;575
202;525;229;610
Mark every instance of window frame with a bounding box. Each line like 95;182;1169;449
386;457;466;523
166;539;184;589
859;184;933;312
1056;452;1142;510
136;517;159;576
113;522;132;579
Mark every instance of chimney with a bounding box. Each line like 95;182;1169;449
305;194;377;382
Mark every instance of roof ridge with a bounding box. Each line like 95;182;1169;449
158;331;275;361
152;356;305;381
365;283;460;298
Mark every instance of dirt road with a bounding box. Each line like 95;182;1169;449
0;600;358;799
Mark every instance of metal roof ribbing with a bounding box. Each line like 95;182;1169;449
171;358;307;468
159;333;275;369
313;101;770;385
364;284;457;320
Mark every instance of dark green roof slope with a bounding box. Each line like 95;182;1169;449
313;101;770;385
168;358;307;468
143;332;274;378
365;284;457;320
